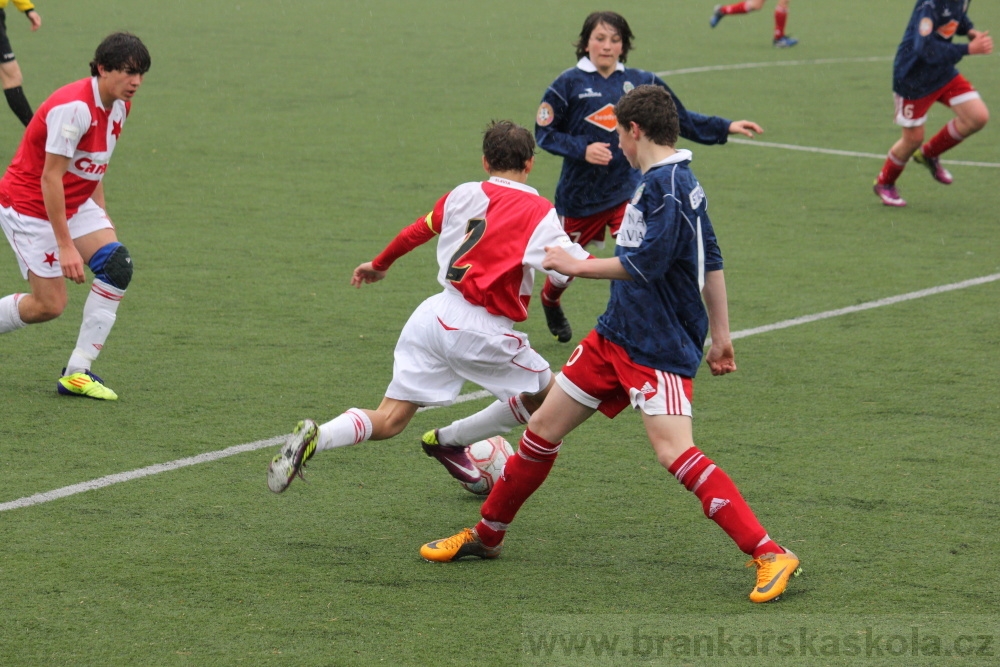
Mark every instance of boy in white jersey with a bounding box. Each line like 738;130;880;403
0;32;151;400
267;121;590;494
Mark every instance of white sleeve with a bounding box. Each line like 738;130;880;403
44;101;93;158
524;209;591;288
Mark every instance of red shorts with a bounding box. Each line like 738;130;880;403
555;329;694;418
562;201;628;249
894;74;980;128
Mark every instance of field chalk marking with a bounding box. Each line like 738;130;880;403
657;56;1000;169
4;273;999;513
727;138;1000;168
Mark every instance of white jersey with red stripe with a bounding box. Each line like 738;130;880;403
429;176;588;322
0;77;130;220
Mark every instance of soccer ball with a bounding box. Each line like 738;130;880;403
460;436;515;496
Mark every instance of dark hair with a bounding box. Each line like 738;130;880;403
574;12;634;63
614;85;679;147
90;32;151;77
482;120;535;173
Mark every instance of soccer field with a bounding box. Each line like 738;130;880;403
2;1;999;665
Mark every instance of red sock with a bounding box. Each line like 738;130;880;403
774;6;788;39
668;447;780;557
721;1;751;15
477;429;561;546
876;151;908;186
541;277;568;307
921;119;964;159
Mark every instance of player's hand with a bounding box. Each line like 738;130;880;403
706;339;736;376
728;120;763;138
969;30;993;55
542;245;578;275
59;244;85;284
351;261;387;288
585;142;613;165
26;10;41;31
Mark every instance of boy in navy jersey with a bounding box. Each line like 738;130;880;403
535;11;761;344
422;86;800;604
873;0;992;207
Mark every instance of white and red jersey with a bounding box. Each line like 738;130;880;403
374;177;588;322
0;77;130;220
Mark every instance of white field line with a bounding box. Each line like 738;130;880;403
728;138;1000;168
655;56;1000;169
655;55;893;77
4;273;999;514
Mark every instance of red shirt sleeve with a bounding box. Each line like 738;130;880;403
370;193;447;271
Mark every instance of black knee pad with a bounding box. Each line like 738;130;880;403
91;243;133;289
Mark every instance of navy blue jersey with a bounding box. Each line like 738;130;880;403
893;0;974;99
535;58;731;219
595;150;723;378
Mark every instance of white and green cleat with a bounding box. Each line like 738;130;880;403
56;369;118;401
267;419;319;493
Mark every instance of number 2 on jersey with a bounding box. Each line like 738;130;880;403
446;217;486;283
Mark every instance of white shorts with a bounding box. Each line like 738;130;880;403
385;290;552;407
0;199;114;279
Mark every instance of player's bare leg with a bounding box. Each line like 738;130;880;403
18;272;68;323
915;98;989;184
0;60;34;127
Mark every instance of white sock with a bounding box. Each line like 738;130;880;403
316;408;373;451
66;279;124;374
437;396;530;446
0;294;27;334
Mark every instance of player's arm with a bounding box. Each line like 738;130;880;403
702;269;736;376
542;247;628;280
967;30;993;55
351;200;443;288
653;76;734;145
12;0;40;29
535;85;590;161
525;210;592;285
41;152;86;284
909;7;971;64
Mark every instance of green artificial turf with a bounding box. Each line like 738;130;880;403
1;1;998;664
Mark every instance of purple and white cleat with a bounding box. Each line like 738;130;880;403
421;429;483;485
873;183;907;207
912;150;953;185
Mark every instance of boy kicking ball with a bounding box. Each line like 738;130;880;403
420;85;800;603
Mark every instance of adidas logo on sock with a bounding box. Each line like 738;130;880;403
708;498;730;517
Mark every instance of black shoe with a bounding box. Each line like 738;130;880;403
543;303;572;343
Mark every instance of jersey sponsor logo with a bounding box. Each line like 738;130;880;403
536;102;554;127
577;87;602;99
623;81;634;93
918;17;934;36
73;156;109;176
584;103;618;132
616;205;645;248
630;182;645;205
689;183;705;210
937;19;958;39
